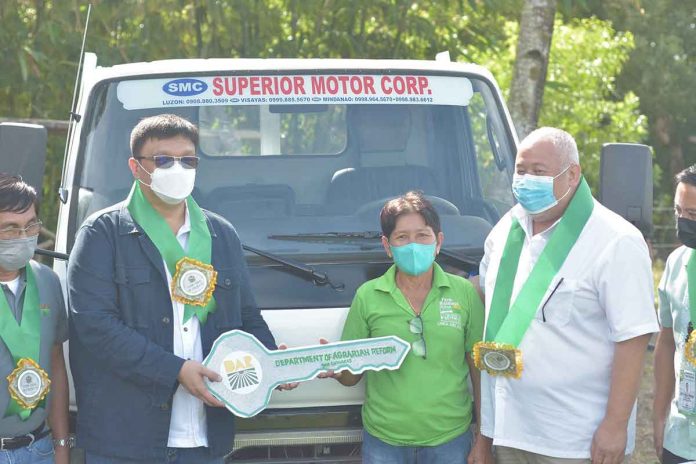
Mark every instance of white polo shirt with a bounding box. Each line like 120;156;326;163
165;207;208;448
479;200;658;458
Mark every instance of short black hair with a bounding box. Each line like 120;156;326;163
0;173;38;214
676;165;696;188
130;114;199;157
380;191;441;238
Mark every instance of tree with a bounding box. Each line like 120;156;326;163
472;16;647;190
609;0;695;203
507;0;557;138
0;0;512;234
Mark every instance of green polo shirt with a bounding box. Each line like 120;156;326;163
341;263;484;446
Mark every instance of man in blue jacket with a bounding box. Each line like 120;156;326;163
68;114;288;463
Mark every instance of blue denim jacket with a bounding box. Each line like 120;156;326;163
67;203;276;460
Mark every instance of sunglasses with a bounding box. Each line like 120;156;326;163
136;155;199;169
408;315;426;359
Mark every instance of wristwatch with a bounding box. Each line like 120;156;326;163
52;436;75;448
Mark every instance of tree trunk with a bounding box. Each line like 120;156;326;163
508;0;557;140
655;114;685;179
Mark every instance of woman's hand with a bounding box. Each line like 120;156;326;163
316;338;362;386
317;338;343;380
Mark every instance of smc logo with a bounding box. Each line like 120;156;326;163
163;78;208;96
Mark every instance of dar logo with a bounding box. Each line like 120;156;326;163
220;351;262;394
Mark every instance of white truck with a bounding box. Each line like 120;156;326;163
0;54;652;462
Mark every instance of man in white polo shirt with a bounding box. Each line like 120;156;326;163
468;127;658;464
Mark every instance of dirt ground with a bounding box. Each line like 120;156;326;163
635;349;659;464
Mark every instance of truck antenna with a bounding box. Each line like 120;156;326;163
58;3;92;204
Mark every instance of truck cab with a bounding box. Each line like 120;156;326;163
49;55;517;459
0;52;655;461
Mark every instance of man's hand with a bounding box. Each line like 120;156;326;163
53;443;70;464
591;418;628;464
275;343;299;391
653;418;665;462
177;360;224;407
653;328;676;464
467;433;494;464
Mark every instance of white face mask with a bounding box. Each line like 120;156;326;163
137;161;196;205
0;236;37;271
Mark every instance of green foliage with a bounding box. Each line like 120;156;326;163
3;0;676;237
0;0;511;235
612;1;695;207
470;16;647;190
0;0;513;117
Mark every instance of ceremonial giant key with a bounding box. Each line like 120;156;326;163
203;330;410;418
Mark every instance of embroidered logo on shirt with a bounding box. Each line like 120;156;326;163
39;304;50;317
438;297;463;329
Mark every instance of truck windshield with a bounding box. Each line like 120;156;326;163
75;71;514;253
72;71;514;307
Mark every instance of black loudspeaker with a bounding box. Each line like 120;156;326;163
599;143;653;237
0;123;48;200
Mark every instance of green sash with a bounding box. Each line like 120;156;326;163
485;178;594;346
684;250;696;365
0;265;42;419
126;182;216;323
688;251;696;329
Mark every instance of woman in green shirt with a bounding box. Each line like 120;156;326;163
327;191;484;463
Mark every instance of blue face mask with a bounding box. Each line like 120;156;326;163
390;242;437;276
512;166;571;215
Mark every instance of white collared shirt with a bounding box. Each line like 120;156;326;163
479;200;658;458
165;206;208;448
0;277;20;296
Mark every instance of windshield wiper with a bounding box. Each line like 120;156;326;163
36;248;69;260
269;233;479;264
268;231;382;241
242;244;344;291
34;246;344;292
438;248;480;269
268;232;480;275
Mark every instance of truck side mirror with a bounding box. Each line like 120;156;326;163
0;123;48;200
598;143;652;237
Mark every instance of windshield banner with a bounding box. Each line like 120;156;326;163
117;74;473;110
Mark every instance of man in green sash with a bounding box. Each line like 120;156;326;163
68;114;288;463
653;165;696;464
468;128;658;464
0;173;70;463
